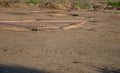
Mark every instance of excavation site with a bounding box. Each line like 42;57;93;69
0;0;120;73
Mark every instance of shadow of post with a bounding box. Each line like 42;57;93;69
0;64;50;73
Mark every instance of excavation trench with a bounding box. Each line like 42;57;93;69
0;19;87;31
0;19;85;23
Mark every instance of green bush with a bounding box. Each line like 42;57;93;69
26;0;40;4
73;1;81;7
73;1;90;9
81;3;90;9
107;2;120;6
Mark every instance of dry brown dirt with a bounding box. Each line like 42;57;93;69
0;8;120;73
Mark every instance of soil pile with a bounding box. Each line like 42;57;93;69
0;1;81;10
0;1;39;8
72;5;81;10
0;1;9;7
40;2;57;9
7;3;29;8
40;1;81;10
96;4;120;10
91;2;120;10
39;2;69;9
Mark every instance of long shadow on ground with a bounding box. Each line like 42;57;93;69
96;67;120;73
0;64;50;73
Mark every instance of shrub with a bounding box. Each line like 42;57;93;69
107;1;120;6
73;1;81;7
26;0;40;4
73;1;90;9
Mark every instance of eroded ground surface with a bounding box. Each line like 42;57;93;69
0;8;120;73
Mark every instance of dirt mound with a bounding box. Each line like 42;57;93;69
55;4;68;9
40;1;81;10
0;1;40;8
0;2;27;8
0;1;81;10
43;2;57;9
39;2;67;9
58;1;73;9
0;1;9;7
72;5;81;10
8;3;29;8
103;5;120;10
90;2;120;10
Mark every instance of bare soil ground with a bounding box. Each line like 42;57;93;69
0;8;120;73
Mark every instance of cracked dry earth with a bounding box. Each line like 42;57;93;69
0;8;120;73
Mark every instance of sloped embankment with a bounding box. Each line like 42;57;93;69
0;1;81;10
